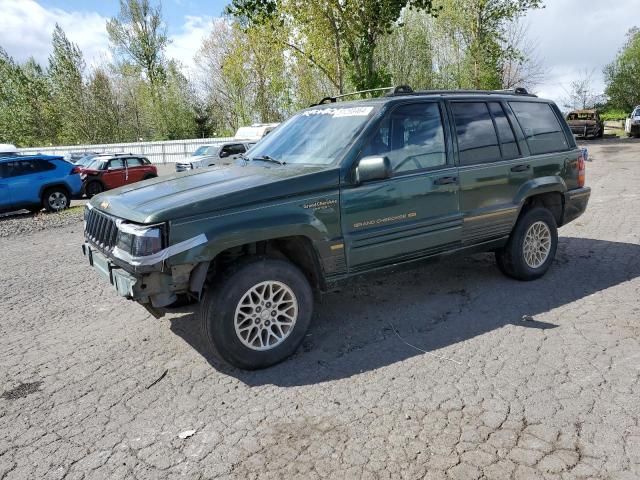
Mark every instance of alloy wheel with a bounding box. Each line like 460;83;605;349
234;281;298;351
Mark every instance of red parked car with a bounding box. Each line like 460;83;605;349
80;154;157;197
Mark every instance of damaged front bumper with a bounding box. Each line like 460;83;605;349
82;242;203;311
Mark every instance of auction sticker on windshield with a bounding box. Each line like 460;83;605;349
302;106;374;117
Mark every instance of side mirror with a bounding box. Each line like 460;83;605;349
219;151;230;158
354;156;392;184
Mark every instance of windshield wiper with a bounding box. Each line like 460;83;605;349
251;155;286;166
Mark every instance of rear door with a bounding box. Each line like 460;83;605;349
124;157;146;184
0;163;11;209
341;101;461;270
102;158;126;189
450;100;531;245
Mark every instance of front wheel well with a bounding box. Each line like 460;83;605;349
203;236;324;293
40;184;70;199
520;191;564;226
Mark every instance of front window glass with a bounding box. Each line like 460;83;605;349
247;105;377;165
362;102;446;173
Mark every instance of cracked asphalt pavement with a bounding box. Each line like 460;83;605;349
1;139;639;479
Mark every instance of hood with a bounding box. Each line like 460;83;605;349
176;154;216;166
89;162;340;224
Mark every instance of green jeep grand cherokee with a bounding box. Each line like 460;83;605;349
82;87;590;369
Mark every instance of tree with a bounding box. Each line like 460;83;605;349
604;27;640;111
563;69;603;111
227;0;438;92
48;24;90;143
499;20;546;90
107;0;168;89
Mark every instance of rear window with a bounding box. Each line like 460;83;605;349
509;102;568;155
488;102;520;160
451;102;500;165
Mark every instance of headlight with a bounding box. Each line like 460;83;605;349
116;222;165;257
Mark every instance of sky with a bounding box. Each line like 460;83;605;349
0;0;637;107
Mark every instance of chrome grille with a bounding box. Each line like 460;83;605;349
85;208;119;251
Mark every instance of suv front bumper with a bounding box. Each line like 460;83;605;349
562;187;591;225
83;243;138;298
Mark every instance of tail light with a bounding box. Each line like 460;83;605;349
577;153;586;187
71;166;81;174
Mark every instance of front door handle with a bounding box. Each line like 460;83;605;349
510;164;530;172
434;176;458;185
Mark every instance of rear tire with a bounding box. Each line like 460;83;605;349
85;181;103;198
42;187;69;212
200;258;313;369
496;207;558;281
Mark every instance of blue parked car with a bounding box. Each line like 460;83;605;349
0;155;82;213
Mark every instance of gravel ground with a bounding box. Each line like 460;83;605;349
0;207;84;238
1;141;639;479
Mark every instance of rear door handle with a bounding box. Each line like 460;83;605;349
510;164;530;172
433;176;458;185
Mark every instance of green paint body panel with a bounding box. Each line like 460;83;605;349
85;92;590;302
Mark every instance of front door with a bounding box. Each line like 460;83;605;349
341;101;461;271
102;158;126;189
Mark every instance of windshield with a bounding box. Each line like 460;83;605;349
77;155;97;166
246;105;377;165
85;158;106;170
192;146;218;156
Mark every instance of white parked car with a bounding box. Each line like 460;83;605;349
625;106;640;138
175;141;255;172
234;123;279;141
0;144;19;157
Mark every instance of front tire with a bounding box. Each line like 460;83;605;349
85;181;103;198
496;207;558;281
200;258;313;369
42;187;69;212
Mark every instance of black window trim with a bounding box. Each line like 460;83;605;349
488;101;522;160
355;99;452;179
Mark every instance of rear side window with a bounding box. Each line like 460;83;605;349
3;160;54;177
488;102;520;160
451;102;500;165
127;157;143;167
509;102;568;155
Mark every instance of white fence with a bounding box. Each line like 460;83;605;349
17;137;236;165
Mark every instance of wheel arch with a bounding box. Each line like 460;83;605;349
39;182;70;199
514;177;567;226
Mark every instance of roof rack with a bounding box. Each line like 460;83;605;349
389;87;536;97
311;85;535;106
311;86;410;106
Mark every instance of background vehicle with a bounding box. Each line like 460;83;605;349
65;151;99;163
0;155;81;213
625;106;640;137
566;109;604;138
175;141;254;172
0;144;19;157
81;154;157;197
82;86;590;370
234;123;279;140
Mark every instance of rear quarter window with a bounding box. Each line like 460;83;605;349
509;102;569;155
